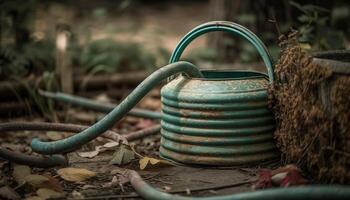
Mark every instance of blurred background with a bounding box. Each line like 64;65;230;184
0;0;349;119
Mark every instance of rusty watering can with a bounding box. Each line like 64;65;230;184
159;21;278;165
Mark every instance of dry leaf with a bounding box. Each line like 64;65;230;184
36;188;64;199
0;186;20;200
13;165;31;184
77;141;120;159
109;144;135;165
57;168;96;182
24;175;49;188
77;150;99;159
46;131;64;141
12;165;63;191
103;141;119;148
139;157;172;170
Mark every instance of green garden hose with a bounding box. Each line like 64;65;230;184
39;90;161;120
128;170;350;200
31;61;202;154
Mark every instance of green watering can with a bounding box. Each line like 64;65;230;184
160;21;278;165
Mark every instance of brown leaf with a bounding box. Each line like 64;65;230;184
46;131;64;141
24;175;49;188
13;165;31;184
0;186;20;200
43;175;64;192
36;188;65;199
57;168;96;182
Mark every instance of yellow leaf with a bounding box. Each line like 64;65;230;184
57;168;96;182
149;158;160;165
139;157;172;170
139;157;150;170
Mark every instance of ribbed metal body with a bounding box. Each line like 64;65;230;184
160;70;278;165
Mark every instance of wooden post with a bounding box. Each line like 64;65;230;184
56;24;73;94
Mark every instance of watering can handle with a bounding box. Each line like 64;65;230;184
169;21;275;83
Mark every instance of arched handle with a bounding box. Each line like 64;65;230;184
169;21;275;83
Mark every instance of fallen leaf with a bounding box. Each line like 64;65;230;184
36;188;64;199
42;175;64;192
0;186;20;200
57;168;97;182
109;144;135;165
46;131;64;141
24;175;49;188
103;141;120;148
77;150;99;159
13;165;31;184
139;157;172;170
253;169;272;189
280;170;307;187
77;141;120;159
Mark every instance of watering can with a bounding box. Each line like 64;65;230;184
30;21;278;166
159;21;278;165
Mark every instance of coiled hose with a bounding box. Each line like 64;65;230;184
127;170;350;200
0;122;160;167
31;61;202;154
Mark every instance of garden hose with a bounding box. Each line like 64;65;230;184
0;148;67;168
127;170;350;200
39;90;162;120
0;122;160;167
31;61;202;154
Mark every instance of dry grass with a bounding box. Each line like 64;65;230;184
269;31;350;183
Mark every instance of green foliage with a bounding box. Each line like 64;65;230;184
0;40;55;80
80;39;156;73
291;1;346;51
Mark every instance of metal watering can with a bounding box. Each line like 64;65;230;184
31;21;278;166
160;21;278;165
